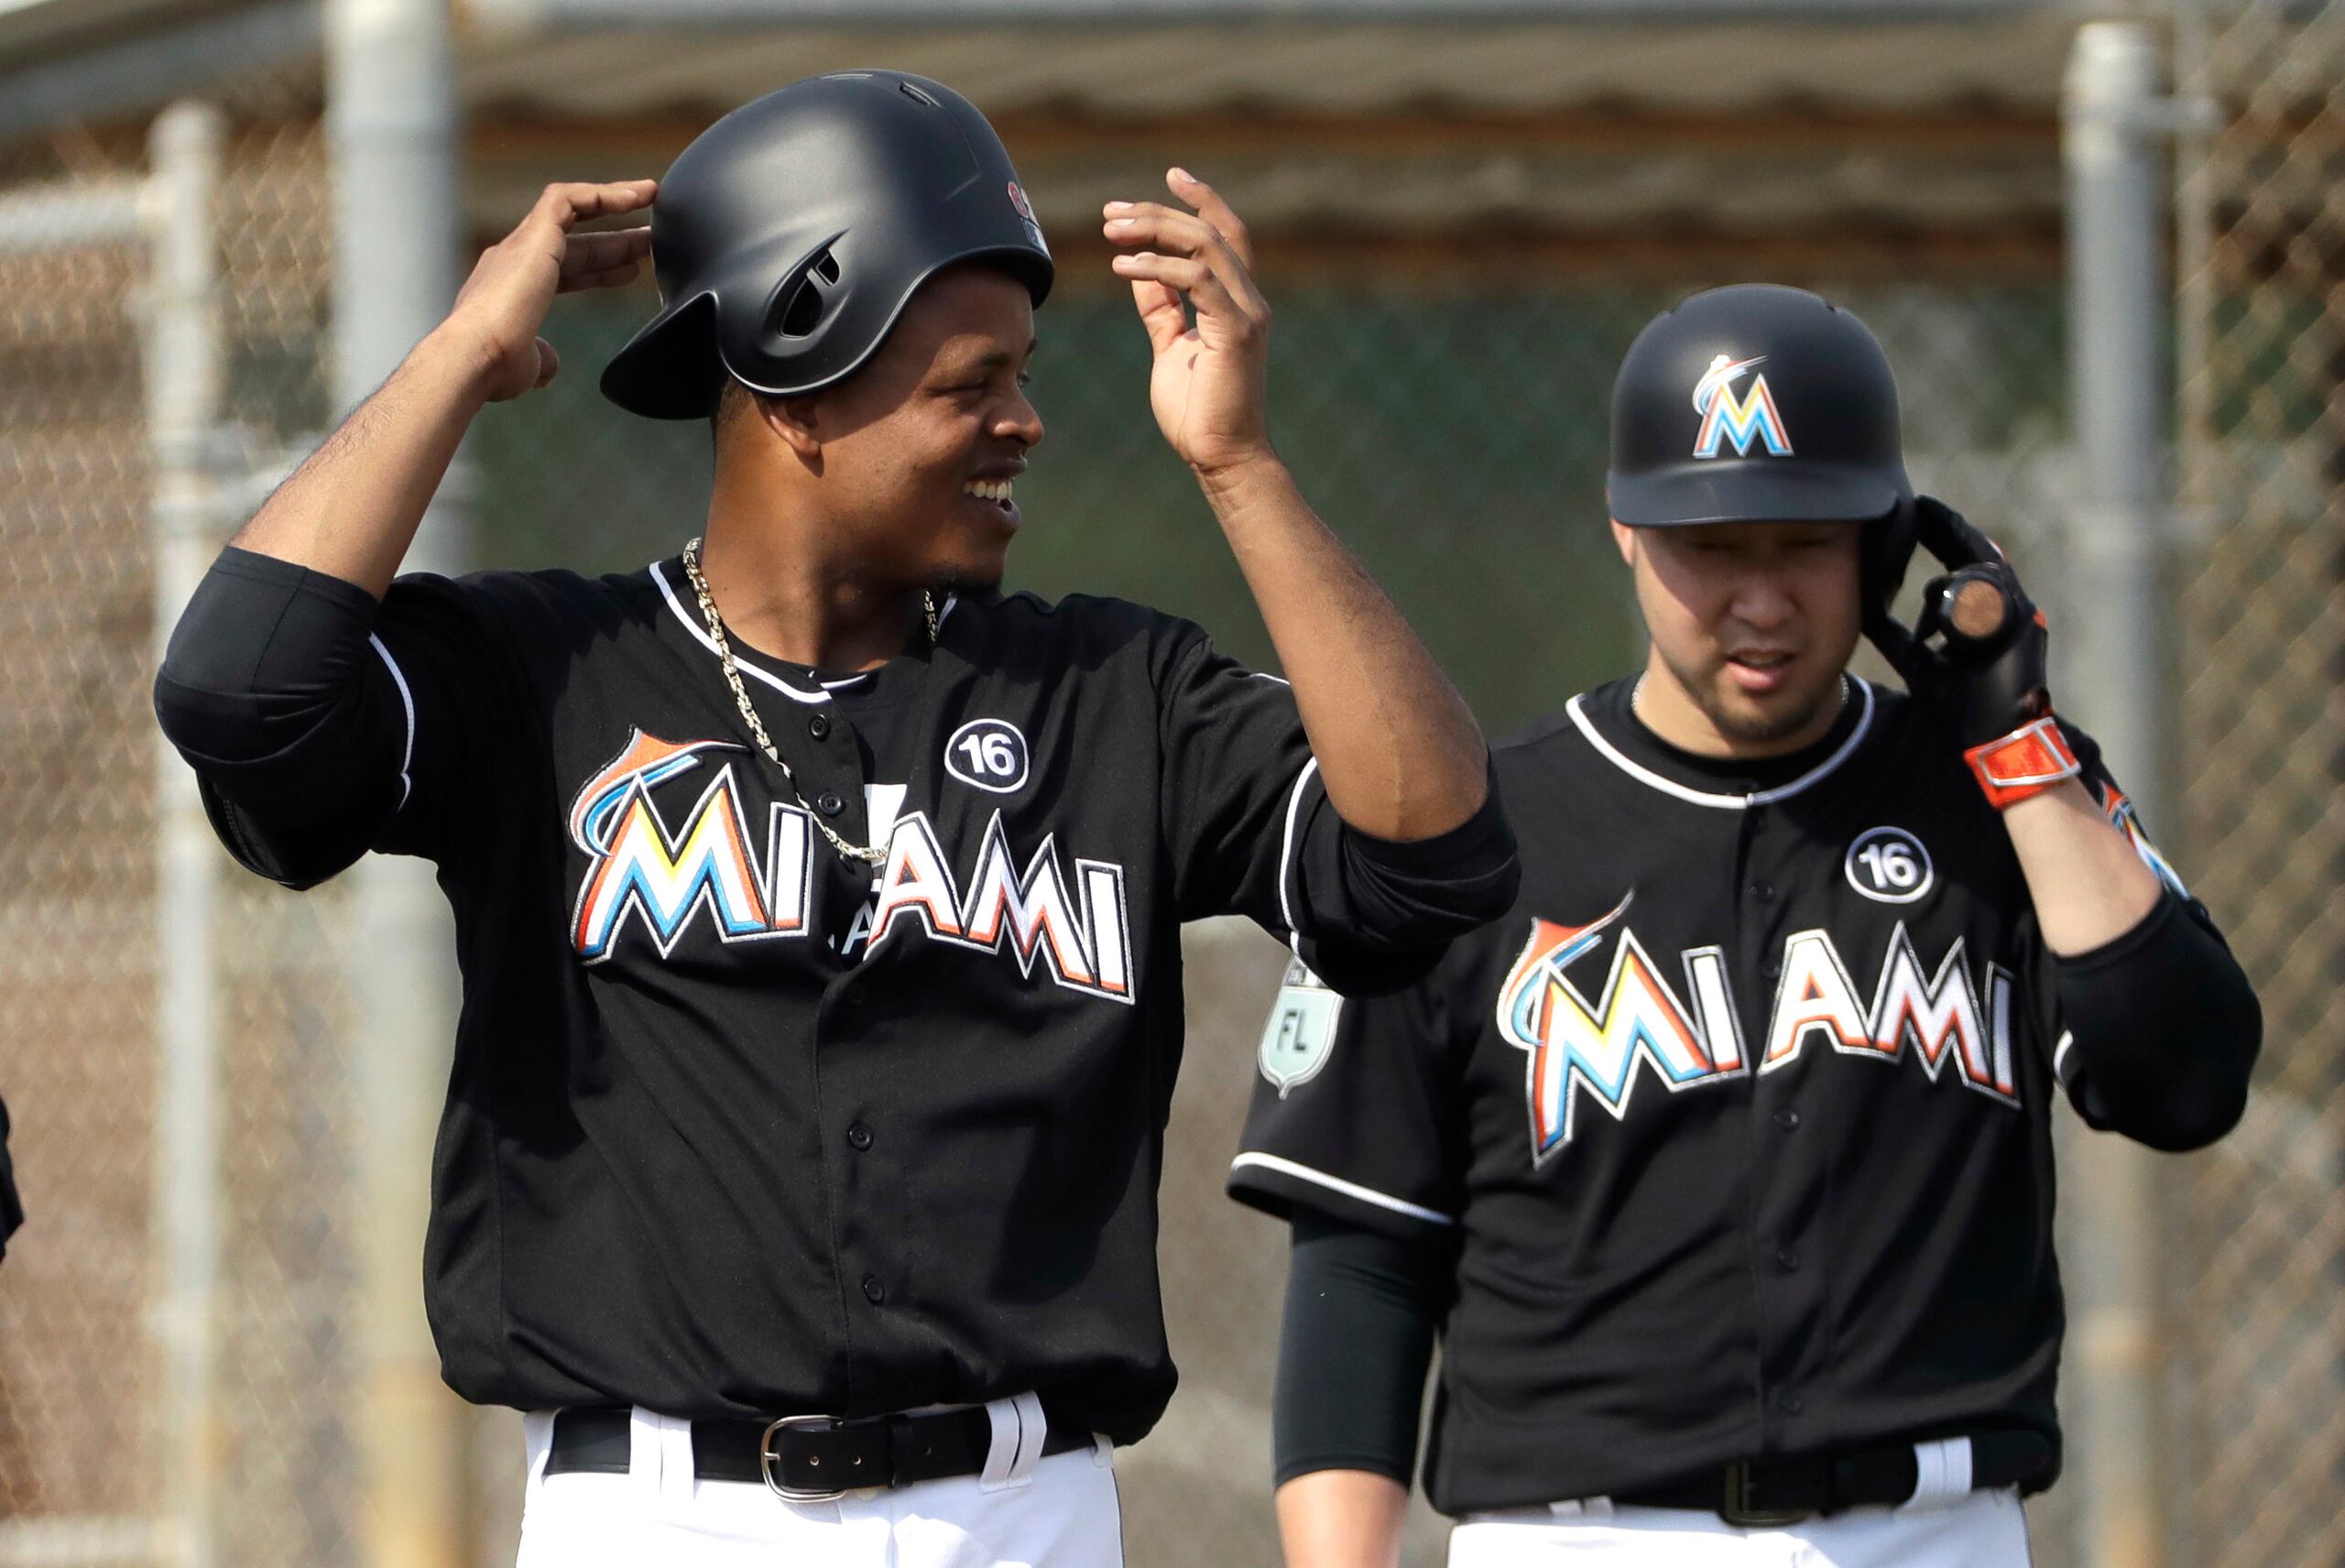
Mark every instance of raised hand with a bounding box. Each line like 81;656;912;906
1102;169;1274;478
1871;496;2052;753
444;179;657;402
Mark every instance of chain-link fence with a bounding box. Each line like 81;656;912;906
2175;3;2345;1565
0;119;357;1568
0;25;2331;1563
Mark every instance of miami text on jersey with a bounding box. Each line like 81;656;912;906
569;729;1134;1003
1496;894;2019;1162
859;811;1133;1005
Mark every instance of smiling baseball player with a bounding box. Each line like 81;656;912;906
151;72;1515;1566
1229;284;2261;1568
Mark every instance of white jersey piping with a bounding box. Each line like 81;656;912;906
369;635;415;811
1565;678;1874;810
652;558;932;705
1277;757;1320;958
1228;1152;1456;1226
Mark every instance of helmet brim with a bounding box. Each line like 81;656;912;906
601;291;723;420
1607;461;1909;528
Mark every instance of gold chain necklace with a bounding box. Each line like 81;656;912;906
677;536;938;866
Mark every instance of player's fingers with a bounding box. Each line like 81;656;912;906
556;258;645;294
1116;252;1257;353
1165;167;1255;272
1102;202;1216;253
525;179;659;236
1913;495;2001;569
1103;207;1267;323
560;227;651;276
1124;277;1187;355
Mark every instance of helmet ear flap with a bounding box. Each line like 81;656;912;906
1861;495;1922;632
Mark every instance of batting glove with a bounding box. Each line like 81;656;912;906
1866;496;2079;810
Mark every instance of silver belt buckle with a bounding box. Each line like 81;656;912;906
759;1413;848;1503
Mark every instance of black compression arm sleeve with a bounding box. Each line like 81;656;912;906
2054;890;2262;1151
1272;1211;1450;1487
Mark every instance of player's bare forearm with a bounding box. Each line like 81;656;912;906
1275;1470;1408;1568
231;179;654;597
2001;779;2161;955
1201;455;1488;842
229;329;493;596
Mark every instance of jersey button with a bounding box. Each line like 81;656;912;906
1761;958;1783;982
1775;1248;1801;1273
861;1275;886;1305
1749;880;1776;902
846;1123;874;1151
843;981;867;1008
809;713;832;740
1773;1107;1801;1131
1776;1390;1804;1415
816;790;845;816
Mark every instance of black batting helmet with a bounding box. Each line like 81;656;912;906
601;71;1054;420
1607;284;1917;618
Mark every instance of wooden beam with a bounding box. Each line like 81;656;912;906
468;102;2057;164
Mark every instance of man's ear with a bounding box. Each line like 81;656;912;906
763;393;824;462
1610;518;1640;569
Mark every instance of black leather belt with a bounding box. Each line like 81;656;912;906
544;1406;1090;1502
1615;1432;2056;1527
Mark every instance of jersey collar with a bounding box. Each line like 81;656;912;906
649;555;960;707
1566;674;1874;809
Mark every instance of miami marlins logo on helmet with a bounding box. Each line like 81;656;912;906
1692;352;1794;459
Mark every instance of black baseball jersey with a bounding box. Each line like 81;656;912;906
158;546;1514;1443
1230;673;2210;1514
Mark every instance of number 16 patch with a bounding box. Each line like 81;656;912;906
1259;958;1342;1097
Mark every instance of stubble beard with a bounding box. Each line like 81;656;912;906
1658;644;1841;749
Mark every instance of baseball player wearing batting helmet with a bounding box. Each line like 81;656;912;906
1229;284;2261;1568
153;72;1516;1566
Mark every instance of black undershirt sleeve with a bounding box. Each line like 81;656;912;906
2051;889;2261;1151
1272;1210;1452;1488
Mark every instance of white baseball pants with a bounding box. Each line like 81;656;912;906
1447;1486;2030;1567
513;1403;1125;1567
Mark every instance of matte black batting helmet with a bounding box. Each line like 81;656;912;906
601;71;1054;420
1607;284;1917;618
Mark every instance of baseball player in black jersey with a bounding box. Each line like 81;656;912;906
1230;284;2260;1568
151;73;1515;1566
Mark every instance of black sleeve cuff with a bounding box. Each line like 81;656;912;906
1228;1153;1458;1247
153;547;404;886
2052;889;2262;1151
1300;761;1520;995
1272;1212;1450;1487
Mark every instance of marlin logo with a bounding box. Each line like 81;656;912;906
1692;352;1794;458
568;729;812;963
1495;893;1743;1162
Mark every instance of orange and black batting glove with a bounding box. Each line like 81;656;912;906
1866;496;2080;811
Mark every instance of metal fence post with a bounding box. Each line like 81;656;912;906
2061;21;2181;1568
144;98;226;1568
326;1;472;1563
